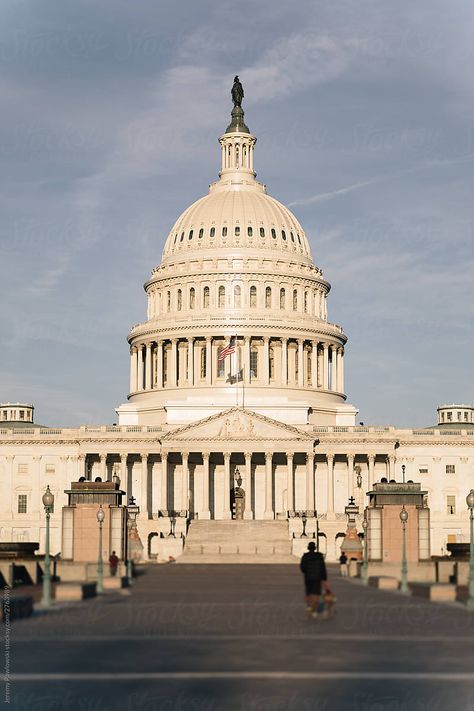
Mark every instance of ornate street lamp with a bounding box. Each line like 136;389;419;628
96;505;105;594
466;490;474;608
127;497;140;586
399;506;409;594
300;513;307;538
361;515;369;586
402;464;406;484
41;485;55;608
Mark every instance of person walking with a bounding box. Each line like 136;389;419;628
339;552;348;577
300;541;330;619
109;550;119;576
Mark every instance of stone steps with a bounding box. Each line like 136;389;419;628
179;520;296;564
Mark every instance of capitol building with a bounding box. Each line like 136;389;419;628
1;85;473;562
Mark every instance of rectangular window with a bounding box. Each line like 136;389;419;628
447;412;452;421
18;495;27;514
19;410;25;420
217;347;225;378
447;496;456;515
250;349;258;379
18;464;29;475
419;467;429;475
446;464;455;474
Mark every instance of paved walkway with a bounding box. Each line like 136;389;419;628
5;564;474;710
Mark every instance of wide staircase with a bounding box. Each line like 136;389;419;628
178;520;296;564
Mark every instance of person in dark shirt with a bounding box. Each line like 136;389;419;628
300;541;330;618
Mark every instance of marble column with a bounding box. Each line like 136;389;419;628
202;453;211;519
331;346;337;391
297;339;304;387
263;337;270;385
156;340;163;388
244;451;253;519
161;453;168;512
140;453;148;515
145;342;152;390
223;453;231;519
339;348;345;393
137;345;144;391
368;454;375;489
130;347;138;393
286;452;294;512
306;452;315;511
347;453;354;500
244;337;251;385
99;454;107;482
188;338;194;385
336;348;343;392
327;454;335;514
205;337;212;385
264;452;273;519
323;343;329;390
281;338;288;386
311;341;318;388
170;339;178;387
182;452;189;511
388;455;395;480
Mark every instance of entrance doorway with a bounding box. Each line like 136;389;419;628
231;487;245;519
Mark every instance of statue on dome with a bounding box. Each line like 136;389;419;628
231;76;244;107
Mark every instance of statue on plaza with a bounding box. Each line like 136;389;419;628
231;76;244;107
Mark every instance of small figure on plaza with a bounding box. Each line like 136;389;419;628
231;75;244;107
339;551;348;576
109;550;119;576
300;541;331;619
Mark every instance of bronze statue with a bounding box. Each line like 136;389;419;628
231;75;244;107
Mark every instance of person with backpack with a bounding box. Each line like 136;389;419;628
300;541;331;619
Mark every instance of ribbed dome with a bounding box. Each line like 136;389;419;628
162;187;312;260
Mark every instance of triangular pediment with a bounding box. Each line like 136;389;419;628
163;407;314;443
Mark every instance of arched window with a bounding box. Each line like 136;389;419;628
167;291;171;312
265;286;272;308
180;232;184;242
304;291;308;313
269;347;275;381
234;285;241;308
210;227;215;238
260;227;265;238
217;347;225;378
307;350;312;382
222;226;228;237
290;232;295;243
293;289;298;311
280;288;285;309
177;289;182;311
282;230;287;241
189;287;195;309
198;228;204;239
163;348;168;383
189;230;193;240
235;226;240;236
200;347;206;379
250;348;258;379
247;226;253;237
250;285;257;308
271;228;276;239
203;286;210;308
218;285;225;308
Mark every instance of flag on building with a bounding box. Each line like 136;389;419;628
219;335;237;361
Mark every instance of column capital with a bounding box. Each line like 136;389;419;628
182;451;189;461
347;452;355;461
205;336;212;343
171;338;178;345
265;452;273;462
326;453;334;464
307;451;314;461
78;454;85;462
286;451;294;460
145;341;152;349
161;451;168;461
130;345;137;354
140;452;148;462
33;455;42;463
202;451;210;462
368;453;376;463
187;336;194;344
244;336;251;344
224;452;231;462
244;451;252;460
263;336;270;344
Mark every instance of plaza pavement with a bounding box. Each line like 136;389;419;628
4;563;474;710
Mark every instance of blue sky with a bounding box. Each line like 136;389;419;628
0;0;473;427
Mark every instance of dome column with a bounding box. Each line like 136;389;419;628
297;340;304;388
322;343;329;390
331;345;337;391
156;340;163;389
281;338;288;386
129;347;138;393
337;347;344;393
137;345;144;391
170;339;178;387
205;337;212;385
187;338;194;385
145;342;153;390
311;341;318;389
263;337;270;385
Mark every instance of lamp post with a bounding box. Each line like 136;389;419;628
96;505;105;594
466;490;474;608
301;513;307;538
126;497;140;586
361;515;369;586
41;485;55;608
399;506;409;594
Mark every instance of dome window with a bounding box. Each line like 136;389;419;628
174;233;178;245
222;226;228;237
189;230;193;240
235;226;240;236
282;230;287;241
247;226;253;237
271;228;276;239
218;285;225;308
198;228;204;239
177;289;182;311
203;286;210;308
167;291;171;312
234;285;241;308
210;227;215;238
297;234;302;245
265;287;272;308
180;232;185;242
290;232;295;243
304;291;308;313
293;289;298;311
280;288;286;309
260;227;265;238
250;285;257;308
189;287;195;309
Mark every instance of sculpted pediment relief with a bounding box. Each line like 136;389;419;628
163;407;313;442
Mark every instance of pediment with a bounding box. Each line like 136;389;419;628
163;407;314;443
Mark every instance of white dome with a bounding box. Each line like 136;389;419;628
162;187;312;261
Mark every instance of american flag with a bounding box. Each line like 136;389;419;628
218;335;237;361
